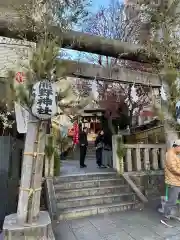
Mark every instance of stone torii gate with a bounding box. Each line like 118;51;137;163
0;15;161;86
0;20;160;87
0;1;160;86
0;10;162;240
63;60;161;87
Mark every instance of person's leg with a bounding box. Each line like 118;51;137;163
96;148;102;166
96;149;100;166
164;186;180;216
96;149;98;165
83;146;87;166
80;146;84;167
107;151;112;167
161;186;180;225
99;148;102;166
109;151;113;168
103;150;108;166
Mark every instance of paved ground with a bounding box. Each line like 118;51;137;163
54;208;180;240
60;160;115;176
57;160;180;239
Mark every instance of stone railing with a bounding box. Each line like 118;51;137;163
112;136;166;173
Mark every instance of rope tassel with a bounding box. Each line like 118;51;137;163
24;152;45;158
19;187;42;198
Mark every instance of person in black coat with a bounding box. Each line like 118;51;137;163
102;131;112;167
95;130;104;168
79;127;88;168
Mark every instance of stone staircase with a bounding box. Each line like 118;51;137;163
86;141;96;160
53;172;141;220
67;141;96;160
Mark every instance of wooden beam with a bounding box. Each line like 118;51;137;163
0;18;157;63
62;60;161;87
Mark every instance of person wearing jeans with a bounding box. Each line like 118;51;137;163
161;140;180;225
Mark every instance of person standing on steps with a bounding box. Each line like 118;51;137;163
161;140;180;226
95;130;105;168
102;130;112;168
79;127;88;168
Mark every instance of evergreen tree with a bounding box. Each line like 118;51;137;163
5;38;92;224
2;0;92;225
142;0;180;146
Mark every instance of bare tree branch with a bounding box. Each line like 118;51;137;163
82;0;151;126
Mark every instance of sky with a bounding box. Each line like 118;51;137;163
61;0;124;94
61;0;114;61
90;0;109;11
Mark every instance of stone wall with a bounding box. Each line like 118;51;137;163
0;137;24;229
129;171;165;201
0;37;34;78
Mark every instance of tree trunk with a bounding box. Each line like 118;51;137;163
0;19;156;63
17;113;39;224
129;109;134;128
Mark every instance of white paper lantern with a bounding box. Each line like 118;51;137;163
160;85;167;101
91;79;98;100
32;80;57;120
130;85;138;103
176;101;180;124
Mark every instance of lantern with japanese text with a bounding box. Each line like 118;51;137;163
31;80;57;120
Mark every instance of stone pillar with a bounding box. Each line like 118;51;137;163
112;135;123;173
152;148;159;170
125;148;132;172
3;211;55;240
144;148;150;170
112;135;117;170
135;147;141;171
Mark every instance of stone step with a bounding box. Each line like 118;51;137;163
57;193;135;209
86;156;96;159
85;156;96;158
86;153;96;156
58;201;141;220
54;172;118;183
54;178;125;190
55;185;130;199
85;158;96;160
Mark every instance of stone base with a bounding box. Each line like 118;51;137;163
3;211;55;240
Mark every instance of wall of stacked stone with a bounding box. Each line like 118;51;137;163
130;172;165;201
